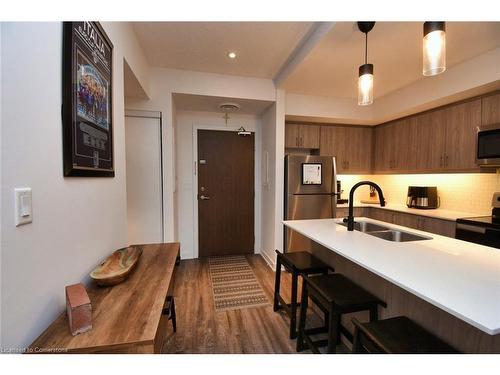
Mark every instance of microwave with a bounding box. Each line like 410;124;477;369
477;124;500;167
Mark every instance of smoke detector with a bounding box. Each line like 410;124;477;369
218;102;241;112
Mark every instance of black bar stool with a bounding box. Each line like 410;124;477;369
352;316;459;353
297;273;386;353
273;250;334;339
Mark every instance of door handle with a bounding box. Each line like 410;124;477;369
199;195;211;200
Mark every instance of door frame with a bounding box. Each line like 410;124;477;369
192;125;260;258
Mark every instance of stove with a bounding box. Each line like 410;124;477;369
456;192;500;249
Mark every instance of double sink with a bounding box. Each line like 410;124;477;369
337;221;432;242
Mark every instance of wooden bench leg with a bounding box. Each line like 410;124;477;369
296;280;309;352
170;297;177;333
273;255;282;312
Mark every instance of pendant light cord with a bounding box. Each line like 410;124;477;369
365;32;368;64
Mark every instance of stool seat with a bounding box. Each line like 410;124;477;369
307;274;387;312
352;316;459;354
280;251;332;274
274;250;333;339
297;273;386;354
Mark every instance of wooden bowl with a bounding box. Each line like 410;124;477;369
90;247;142;286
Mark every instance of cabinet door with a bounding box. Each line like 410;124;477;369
444;99;481;170
419;217;456;238
415;110;447;170
320;126;348;172
373;125;393;172
299;125;320;149
346;127;373;173
393;118;418;171
481;92;500;125
367;208;395;223
285;124;301;148
392;212;420;230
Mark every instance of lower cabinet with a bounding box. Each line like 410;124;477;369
366;208;456;238
339;206;456;238
336;207;368;218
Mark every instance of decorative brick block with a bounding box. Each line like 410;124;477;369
65;283;92;336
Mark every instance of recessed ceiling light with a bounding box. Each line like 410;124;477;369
227;52;237;59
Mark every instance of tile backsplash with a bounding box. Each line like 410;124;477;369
338;172;500;214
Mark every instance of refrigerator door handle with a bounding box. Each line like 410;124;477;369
331;156;337;218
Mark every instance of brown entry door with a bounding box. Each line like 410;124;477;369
198;130;255;257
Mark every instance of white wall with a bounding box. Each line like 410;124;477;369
259;90;286;268
286;93;375;125
174;110;262;259
285;48;500;126
260;104;277;265
0;22;148;349
125;68;277;251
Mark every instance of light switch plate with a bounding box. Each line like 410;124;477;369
15;188;32;226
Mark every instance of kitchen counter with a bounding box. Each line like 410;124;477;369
336;202;488;221
283;218;500;335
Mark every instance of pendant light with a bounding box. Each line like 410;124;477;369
423;22;446;76
357;22;375;106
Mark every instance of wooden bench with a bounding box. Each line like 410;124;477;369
28;243;180;354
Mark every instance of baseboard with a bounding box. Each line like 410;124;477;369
259;249;276;270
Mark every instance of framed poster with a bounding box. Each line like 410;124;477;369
302;163;322;185
62;22;114;177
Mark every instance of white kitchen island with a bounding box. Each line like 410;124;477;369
283;217;500;352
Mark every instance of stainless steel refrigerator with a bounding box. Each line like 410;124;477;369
284;155;337;253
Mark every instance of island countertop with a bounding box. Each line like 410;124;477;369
283;218;500;335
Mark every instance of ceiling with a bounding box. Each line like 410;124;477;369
173;93;274;115
133;22;314;78
282;22;500;99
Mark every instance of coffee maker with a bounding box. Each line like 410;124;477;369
406;186;439;209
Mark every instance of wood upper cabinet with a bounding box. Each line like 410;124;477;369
300;124;320;149
481;92;500;125
285;123;320;149
415;109;447;170
285;123;301;148
373;124;392;172
374;97;483;173
320;126;347;168
346;126;373;172
374;118;417;172
320;125;372;173
444;99;481;170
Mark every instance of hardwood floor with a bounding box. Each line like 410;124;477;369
161;254;335;354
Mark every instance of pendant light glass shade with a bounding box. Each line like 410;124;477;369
423;22;446;76
358;63;374;106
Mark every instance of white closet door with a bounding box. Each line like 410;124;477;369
125;113;163;245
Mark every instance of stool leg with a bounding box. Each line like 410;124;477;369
327;311;340;354
369;306;379;322
352;325;362;353
273;256;282;311
289;271;298;339
171;297;177;333
296;280;309;352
